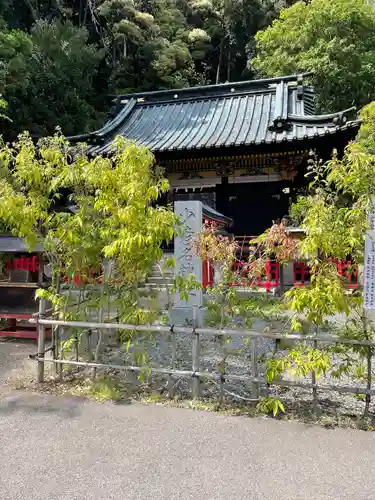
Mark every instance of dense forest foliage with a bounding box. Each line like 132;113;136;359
0;0;296;137
1;0;375;138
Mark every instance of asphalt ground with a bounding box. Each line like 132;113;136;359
0;390;375;500
1;339;375;500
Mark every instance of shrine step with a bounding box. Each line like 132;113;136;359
142;253;175;290
146;276;174;285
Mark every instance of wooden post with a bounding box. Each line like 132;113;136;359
192;307;201;399
37;297;46;383
7;318;16;331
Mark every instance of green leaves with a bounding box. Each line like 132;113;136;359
265;344;331;384
0;131;178;314
259;93;375;415
257;396;285;417
0;0;303;136
286;264;350;328
252;0;375;111
0;20;103;138
356;102;375;154
284;116;375;330
0;132;184;378
171;273;202;303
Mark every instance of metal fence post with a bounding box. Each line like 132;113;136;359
52;272;61;371
192;307;201;399
364;345;372;418
363;315;372;419
29;316;375;407
364;314;372;419
168;326;177;398
58;327;64;382
37;297;46;383
311;327;318;416
251;337;259;399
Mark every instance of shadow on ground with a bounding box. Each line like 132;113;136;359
0;392;85;419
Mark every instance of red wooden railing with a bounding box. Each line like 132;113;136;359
293;260;359;289
6;256;39;273
293;262;311;287
337;260;359;289
202;260;214;289
203;259;359;291
202;259;280;291
231;260;279;291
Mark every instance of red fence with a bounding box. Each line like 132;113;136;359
202;260;214;289
202;259;359;291
202;259;280;291
337;260;359;289
293;262;311;287
6;256;39;273
293;260;358;289
230;260;280;291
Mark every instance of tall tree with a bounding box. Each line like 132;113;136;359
95;0;206;92
0;0;302;137
188;0;295;84
252;0;375;111
0;20;104;138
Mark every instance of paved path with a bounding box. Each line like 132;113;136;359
0;339;36;395
0;391;375;500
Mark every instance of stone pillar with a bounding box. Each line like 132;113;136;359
172;201;203;326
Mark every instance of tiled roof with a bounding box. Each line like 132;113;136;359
0;236;43;252
70;74;359;155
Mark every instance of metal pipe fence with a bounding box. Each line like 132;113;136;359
33;300;375;413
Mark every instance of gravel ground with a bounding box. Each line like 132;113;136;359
100;315;375;420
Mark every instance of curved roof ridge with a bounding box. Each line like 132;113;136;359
66;73;361;154
68;99;137;144
114;72;314;103
289;106;357;126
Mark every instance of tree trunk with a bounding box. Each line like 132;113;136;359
226;41;231;83
83;0;89;26
25;0;39;21
216;37;225;85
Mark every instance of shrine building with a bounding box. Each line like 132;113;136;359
0;74;361;340
71;73;360;239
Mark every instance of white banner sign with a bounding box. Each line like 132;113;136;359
364;197;375;310
369;197;375;231
364;230;375;310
